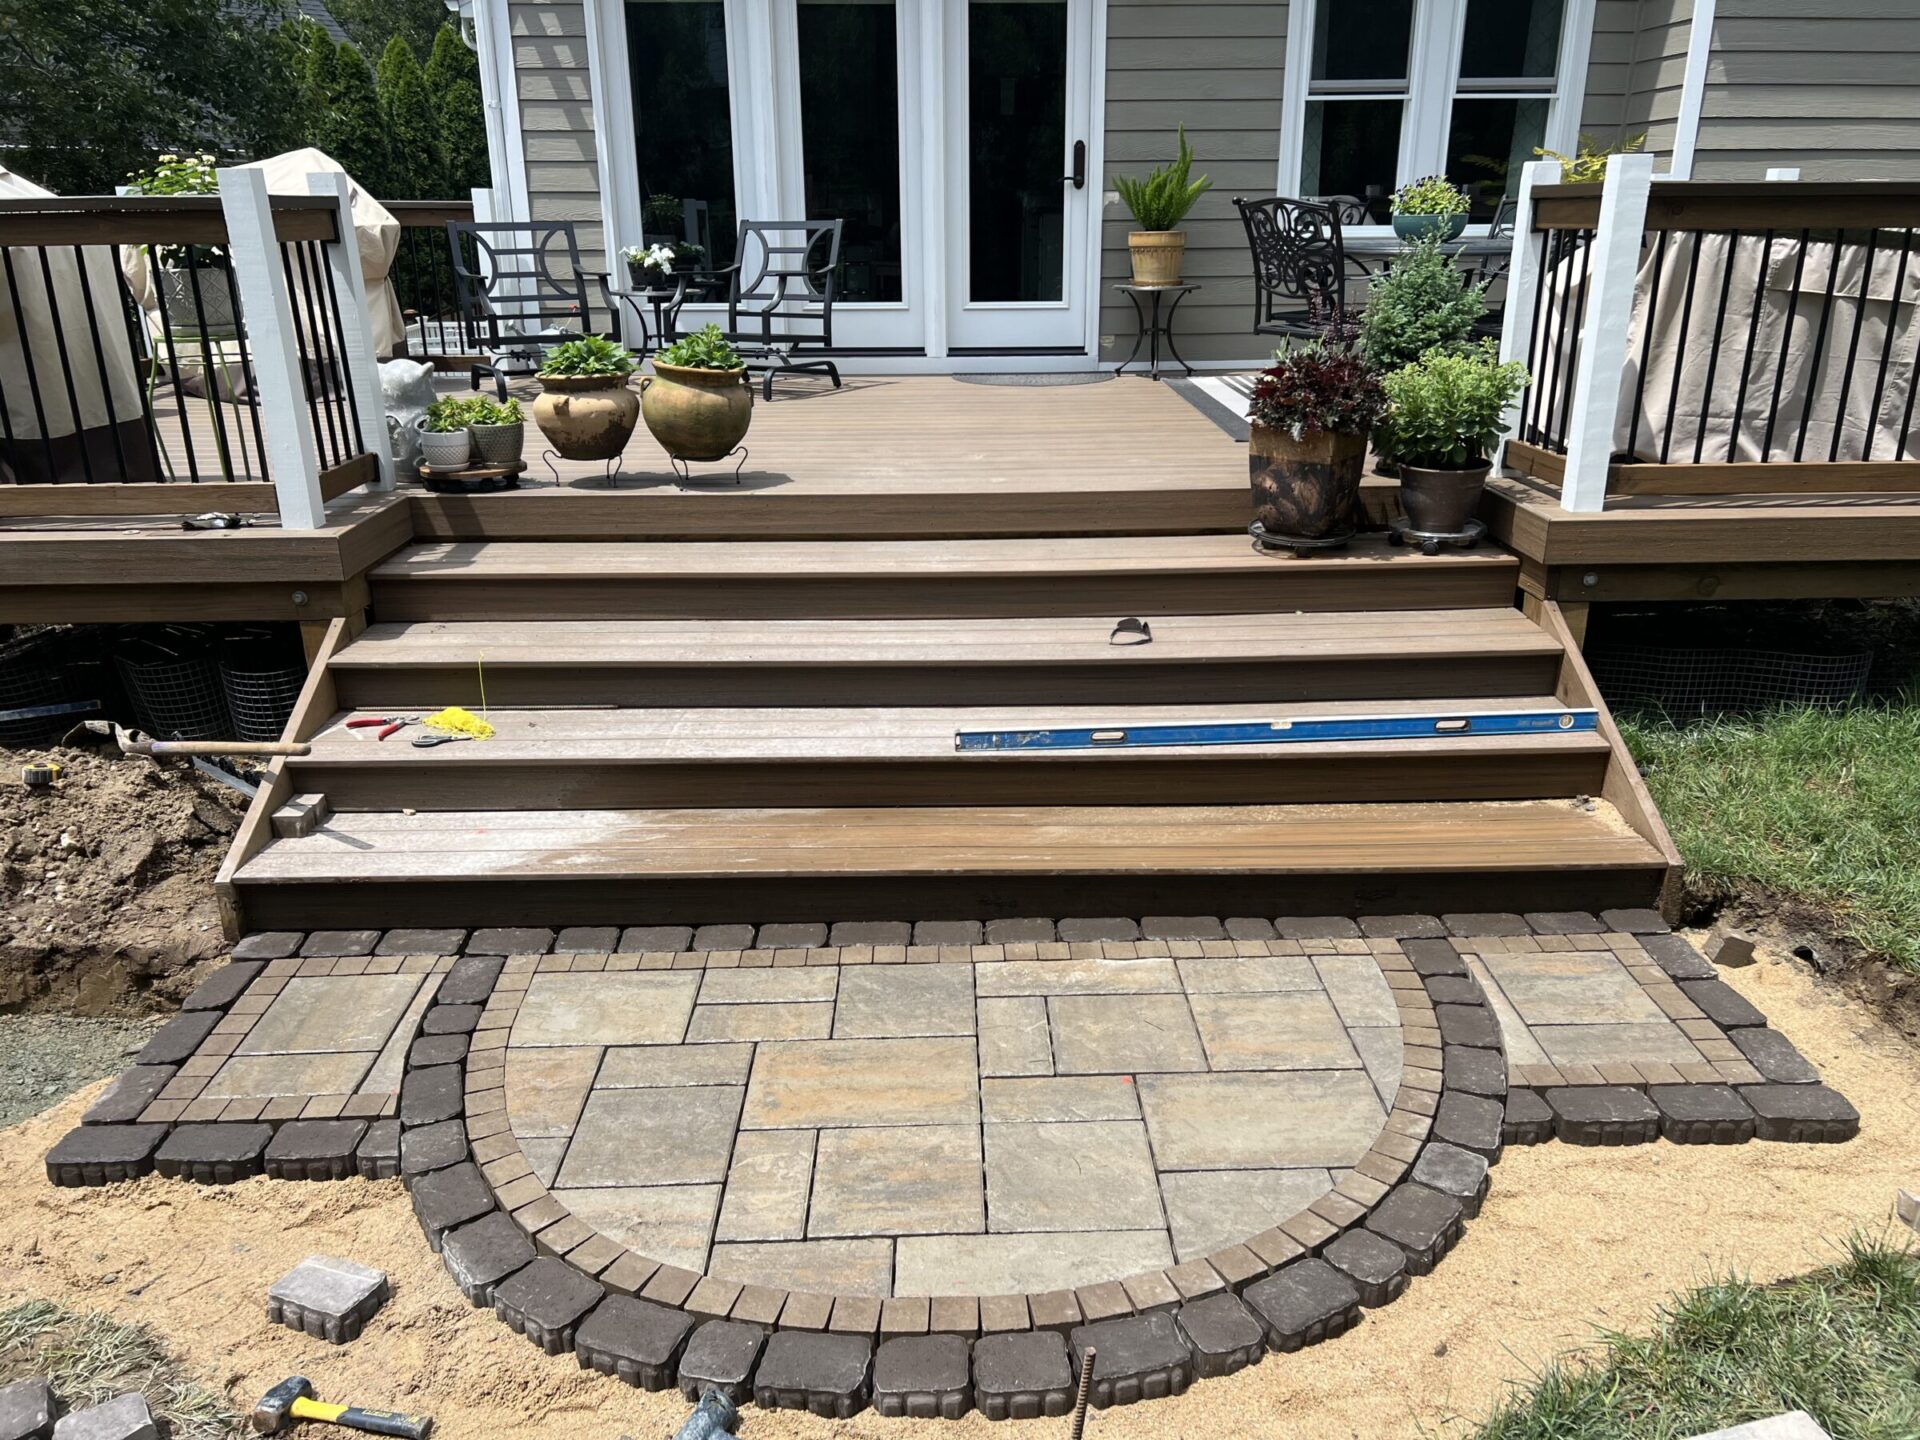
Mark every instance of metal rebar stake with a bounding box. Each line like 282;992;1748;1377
1069;1345;1096;1439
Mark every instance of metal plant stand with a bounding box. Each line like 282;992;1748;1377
1248;519;1353;556
1387;514;1487;555
1114;283;1200;380
668;446;749;485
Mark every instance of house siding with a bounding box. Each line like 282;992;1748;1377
511;1;609;277
1586;0;1694;165
1695;1;1920;180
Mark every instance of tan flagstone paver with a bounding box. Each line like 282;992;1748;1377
559;1085;745;1187
1159;1168;1337;1261
598;1042;754;1087
974;957;1182;996
239;974;425;1054
810;1124;985;1237
685;1002;834;1043
1464;953;1552;1065
1048;993;1208;1074
513;972;702;1046
359;973;443;1092
1311;954;1401;1026
742;1037;979;1129
504;1045;603;1138
201;1051;376;1100
697;968;839;1005
1138;1070;1386;1170
707;1238;896;1296
1349;1025;1405;1106
979;1075;1140;1122
1534;1021;1707;1066
559;1183;722;1272
833;965;975;1038
892;1231;1176;1297
976;997;1052;1076
984;1120;1163;1232
714;1129;816;1242
1188;990;1362;1070
1485;949;1669;1025
1173;954;1319;993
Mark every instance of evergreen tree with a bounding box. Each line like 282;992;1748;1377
330;0;446;66
427;25;490;196
377;36;443;198
308;39;394;193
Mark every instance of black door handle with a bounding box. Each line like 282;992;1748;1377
1065;140;1086;189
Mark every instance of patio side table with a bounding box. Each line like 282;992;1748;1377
607;284;687;361
1114;283;1200;381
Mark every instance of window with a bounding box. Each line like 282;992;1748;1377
1288;0;1578;224
627;0;738;268
797;0;904;303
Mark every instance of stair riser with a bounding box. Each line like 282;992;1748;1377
294;747;1612;812
236;865;1669;931
333;655;1563;711
368;568;1519;623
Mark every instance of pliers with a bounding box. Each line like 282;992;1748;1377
346;715;416;741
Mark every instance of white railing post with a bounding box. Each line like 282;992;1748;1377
307;172;395;490
1560;151;1655;513
218;167;325;528
1495;158;1561;471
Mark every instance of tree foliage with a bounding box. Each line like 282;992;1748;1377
329;0;448;65
376;36;444;198
427;25;490;195
306;35;394;195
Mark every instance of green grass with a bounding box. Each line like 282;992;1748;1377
1620;698;1920;975
0;1298;237;1438
1472;1237;1920;1440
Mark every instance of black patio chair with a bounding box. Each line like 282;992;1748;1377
1233;196;1352;340
446;219;617;399
682;219;844;400
1309;194;1375;228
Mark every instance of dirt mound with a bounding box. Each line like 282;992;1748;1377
0;746;248;1016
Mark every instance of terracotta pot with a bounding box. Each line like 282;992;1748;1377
532;374;640;461
1249;424;1368;541
1128;230;1186;286
640;361;753;462
1398;460;1491;533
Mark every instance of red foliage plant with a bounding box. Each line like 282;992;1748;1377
1247;334;1388;441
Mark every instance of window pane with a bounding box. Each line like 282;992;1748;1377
967;0;1066;303
1311;0;1412;84
627;0;738;269
798;0;903;302
1302;99;1402;216
1460;0;1562;80
1446;97;1550;219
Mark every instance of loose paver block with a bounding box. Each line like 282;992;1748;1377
82;1067;176;1126
357;1120;400;1179
399;1065;464;1128
1410;1142;1491;1217
1432;1092;1504;1159
678;1320;768;1403
134;1011;220;1066
154;1123;271;1184
1322;1227;1409;1307
574;1294;696;1390
1443;1045;1507;1098
1738;1085;1860;1143
182;961;266;1012
1648;1085;1757;1144
872;1334;973;1419
1639;933;1718;981
1503;1090;1554;1145
400;1119;470;1179
268;1255;390;1343
0;1378;55;1440
441;1211;537;1305
411;1162;496;1249
1243;1259;1361;1351
1364;1183;1464;1274
468;927;554;956
1173;1294;1265;1379
1896;1189;1918;1233
1731;1028;1819;1085
972;1330;1074;1420
1678;979;1767;1029
1703;925;1758;968
1069;1312;1194;1408
753;1331;872;1418
494;1257;604;1355
49;1394;154;1440
264;1120;369;1181
1547;1086;1662;1146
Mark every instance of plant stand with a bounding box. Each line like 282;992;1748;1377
668;446;749;485
418;460;527;494
1248;520;1354;557
1114;283;1200;380
1387;515;1486;555
539;451;620;487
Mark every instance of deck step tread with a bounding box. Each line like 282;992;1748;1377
234;800;1664;882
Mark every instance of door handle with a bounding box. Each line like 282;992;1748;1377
1065;140;1086;190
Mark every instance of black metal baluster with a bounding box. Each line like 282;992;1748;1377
34;247;97;483
2;248;63;482
280;244;337;468
111;261;169;482
1545;230;1576;448
1693;231;1738;465
70;245;132;480
1630;230;1667;460
1659;231;1703;464
1863;230;1911;462
149;246;205;482
1761;230;1810;462
1523;229;1555;444
182;243;242;483
316;241;365;456
1557;230;1594;453
294;241;344;467
1728;228;1773;462
1830;229;1877;463
1795;229;1844;463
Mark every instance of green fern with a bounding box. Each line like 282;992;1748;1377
1115;127;1212;232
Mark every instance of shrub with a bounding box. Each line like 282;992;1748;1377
537;335;635;378
1356;235;1489;374
1390;175;1469;218
1371;341;1529;470
1115;127;1212;232
466;396;521;426
1247;332;1387;441
657;323;744;371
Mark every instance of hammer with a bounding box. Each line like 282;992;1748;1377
252;1378;432;1440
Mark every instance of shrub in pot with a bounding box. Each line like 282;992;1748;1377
1356;235;1489;377
466;396;525;465
532;336;640;461
417;396;474;470
129;153;238;333
1390;175;1470;242
641;324;752;463
1372;341;1530;534
1115;127;1212;286
1245;330;1387;544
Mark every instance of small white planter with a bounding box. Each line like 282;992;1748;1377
417;426;472;470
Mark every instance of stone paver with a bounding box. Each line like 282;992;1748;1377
598;1043;753;1088
977;997;1052;1077
894;1232;1176;1297
505;1047;601;1137
1158;1168;1334;1261
812;1125;984;1237
513;973;701;1046
985;1121;1162;1233
686;1003;833;1043
1189;991;1360;1070
1050;993;1207;1074
559;1086;743;1187
979;1076;1139;1122
561;1185;722;1272
1484;950;1665;1026
835;966;974;1038
1138;1071;1385;1170
239;975;424;1055
743;1038;978;1129
707;1239;895;1296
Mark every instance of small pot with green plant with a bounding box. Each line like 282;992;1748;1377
1390;175;1470;242
1245;328;1387;546
466;395;525;465
129;153;236;332
640;323;752;463
417;396;475;470
533;336;640;461
1371;341;1529;535
1115;127;1212;286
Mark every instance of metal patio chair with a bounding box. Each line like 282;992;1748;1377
446;219;616;398
1309;193;1375;228
1233;196;1353;341
685;219;844;400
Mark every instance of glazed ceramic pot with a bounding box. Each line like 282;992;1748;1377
468;420;525;466
416;424;472;470
640;361;753;462
532;374;641;461
1249;424;1368;541
1391;213;1469;242
1398;461;1492;534
1128;230;1186;286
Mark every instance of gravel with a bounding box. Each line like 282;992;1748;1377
0;1016;161;1129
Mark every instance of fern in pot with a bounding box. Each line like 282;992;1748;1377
1115;127;1212;286
1372;342;1529;534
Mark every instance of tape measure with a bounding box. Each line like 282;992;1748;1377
22;761;63;788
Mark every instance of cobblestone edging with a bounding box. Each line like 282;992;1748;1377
43;912;1862;1421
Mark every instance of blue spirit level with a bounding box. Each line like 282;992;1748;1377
954;708;1600;752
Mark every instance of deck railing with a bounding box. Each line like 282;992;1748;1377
1496;161;1920;511
384;198;478;364
0;171;393;528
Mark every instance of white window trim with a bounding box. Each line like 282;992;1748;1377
1277;0;1595;230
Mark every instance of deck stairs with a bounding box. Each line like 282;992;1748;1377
219;529;1676;931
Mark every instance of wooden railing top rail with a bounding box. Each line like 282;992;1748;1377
0;194;338;248
1532;180;1920;233
382;199;474;228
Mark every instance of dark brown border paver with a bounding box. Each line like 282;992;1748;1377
1243;1259;1361;1351
468;928;554;956
1648;1085;1757;1144
1502;1090;1554;1145
575;1294;696;1391
82;1067;176;1126
400;1119;470;1180
678;1320;767;1404
358;1119;400;1179
1546;1086;1661;1146
1441;913;1529;936
437;957;504;1005
753;1331;872;1418
45;1125;166;1187
1730;1028;1819;1085
233;933;304;961
181;962;266;1012
134;1012;221;1066
1523;912;1602;935
1320;1228;1409;1307
1068;1312;1194;1408
1739;1084;1861;1143
494;1257;603;1355
971;1330;1073;1421
263;1120;367;1181
1431;1092;1504;1159
1638;933;1717;981
411;1162;495;1249
154;1123;271;1184
1172;1293;1265;1379
1363;1183;1464;1274
1358;915;1447;939
1409;1142;1490;1217
1679;979;1768;1029
442;1211;537;1306
302;930;380;957
872;1333;973;1419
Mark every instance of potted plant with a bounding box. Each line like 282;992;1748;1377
640;323;752;463
417;396;474;470
1356;234;1489;376
1245;330;1387;545
1390;175;1470;242
1371;341;1530;534
532;336;640;461
466;395;525;465
128;153;236;333
1534;132;1647;182
623;243;677;290
1114;127;1212;286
